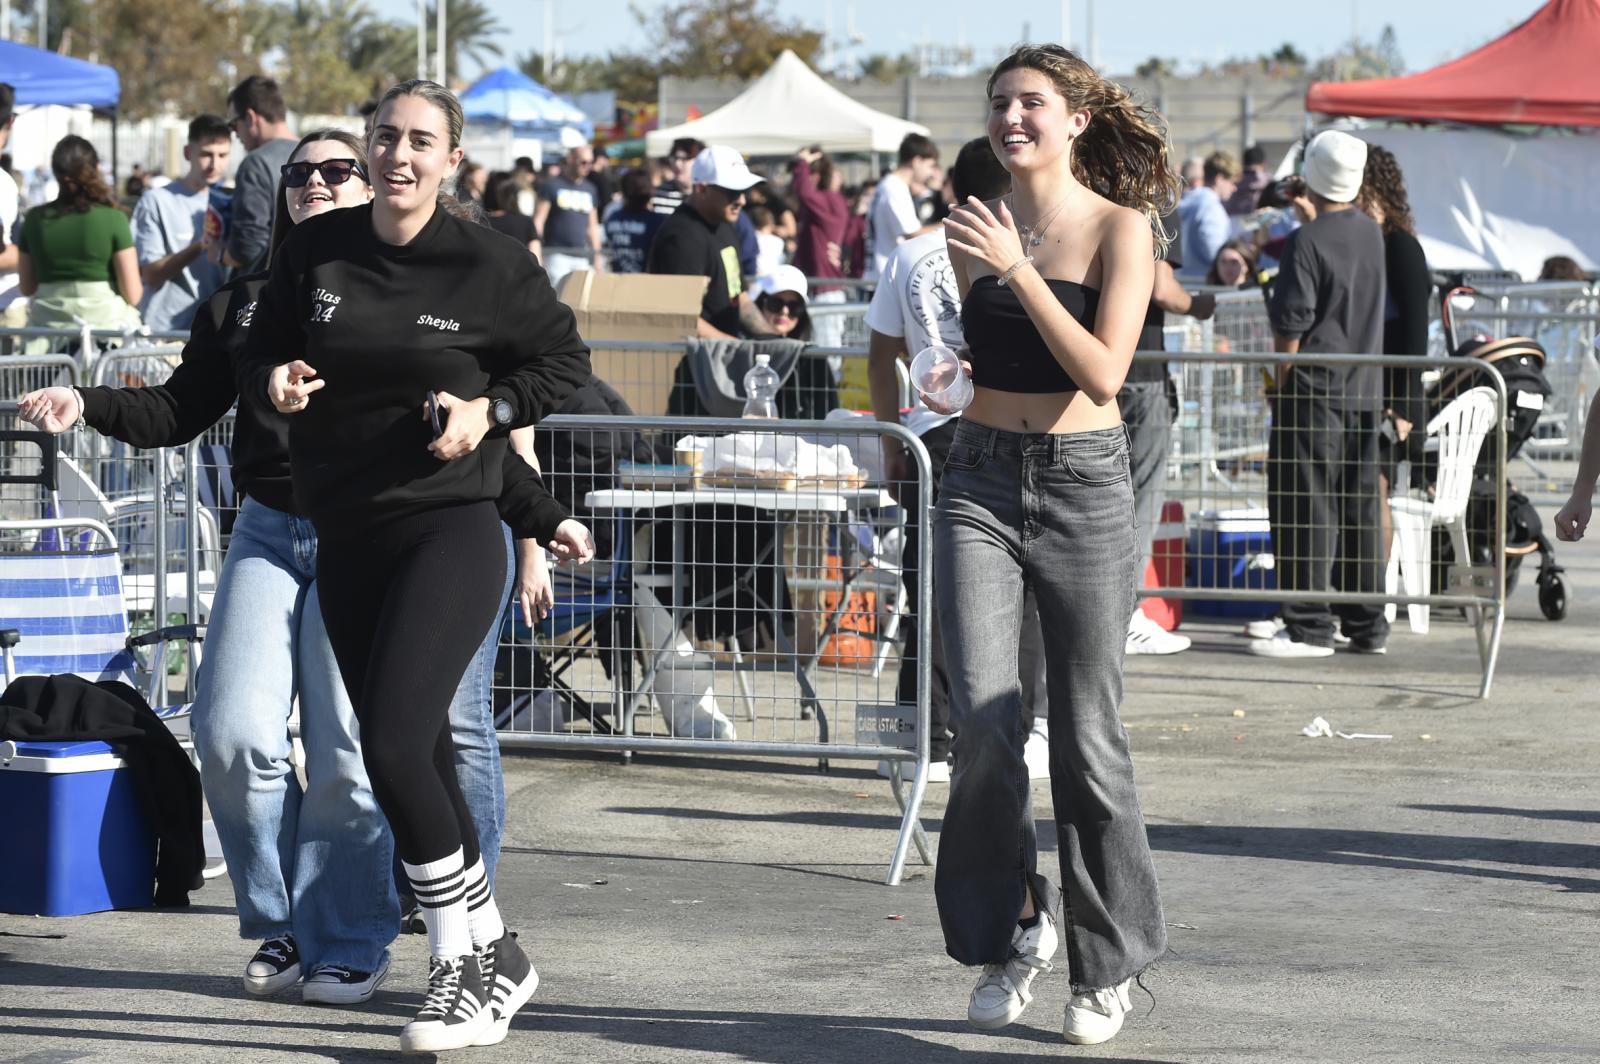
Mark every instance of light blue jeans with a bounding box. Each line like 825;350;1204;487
193;496;397;972
446;524;513;882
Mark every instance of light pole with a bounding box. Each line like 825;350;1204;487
416;0;426;79
435;0;447;86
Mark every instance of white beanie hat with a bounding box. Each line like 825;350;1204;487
1302;130;1367;204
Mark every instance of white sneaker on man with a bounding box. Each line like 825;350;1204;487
968;909;1059;1030
1022;725;1051;780
1125;610;1190;655
1063;977;1133;1045
1247;630;1335;658
1244;617;1284;640
1246;616;1349;646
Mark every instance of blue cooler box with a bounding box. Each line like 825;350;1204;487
1185;508;1278;620
0;739;157;916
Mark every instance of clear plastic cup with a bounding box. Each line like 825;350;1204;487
910;345;973;413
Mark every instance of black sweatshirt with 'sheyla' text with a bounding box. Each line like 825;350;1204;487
241;202;590;535
80;267;571;540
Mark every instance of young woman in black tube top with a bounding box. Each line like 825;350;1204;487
932;44;1179;1047
247;80;591;1055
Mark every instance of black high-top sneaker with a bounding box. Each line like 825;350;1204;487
399;953;493;1054
472;930;540;1047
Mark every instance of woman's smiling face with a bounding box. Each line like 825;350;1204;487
285;138;371;226
369;94;463;214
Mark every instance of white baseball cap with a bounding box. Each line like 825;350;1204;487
751;265;808;301
690;145;763;192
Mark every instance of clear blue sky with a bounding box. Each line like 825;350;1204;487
376;0;1536;84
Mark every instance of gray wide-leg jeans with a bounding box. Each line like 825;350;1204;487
932;420;1167;992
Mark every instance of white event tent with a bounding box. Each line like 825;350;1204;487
646;50;929;157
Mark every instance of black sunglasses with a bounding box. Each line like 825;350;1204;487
280;159;366;188
765;296;805;316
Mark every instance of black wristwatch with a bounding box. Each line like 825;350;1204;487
490;397;514;427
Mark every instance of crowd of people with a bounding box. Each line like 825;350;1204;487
2;33;1595;1059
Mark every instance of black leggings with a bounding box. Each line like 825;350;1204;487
316;501;508;866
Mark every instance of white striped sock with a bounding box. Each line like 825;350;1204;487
404;848;473;959
463;857;505;948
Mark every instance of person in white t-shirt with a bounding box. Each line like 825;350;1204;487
0;83;26;329
863;136;1053;783
866;133;941;280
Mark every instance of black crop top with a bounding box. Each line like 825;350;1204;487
961;274;1098;393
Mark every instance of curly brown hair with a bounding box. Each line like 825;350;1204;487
986;44;1181;255
1357;145;1415;237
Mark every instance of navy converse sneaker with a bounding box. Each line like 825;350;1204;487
399;954;493;1054
472;930;540;1047
243;934;301;996
302;951;391;1005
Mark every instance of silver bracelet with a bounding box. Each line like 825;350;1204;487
996;255;1035;287
70;387;87;430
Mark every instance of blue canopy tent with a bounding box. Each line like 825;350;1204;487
460;67;593;152
0;39;123;174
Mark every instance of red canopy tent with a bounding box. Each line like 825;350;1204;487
1306;0;1600;128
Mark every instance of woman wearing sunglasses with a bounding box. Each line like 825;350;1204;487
249;80;590;1055
15;129;579;1019
753;264;813;341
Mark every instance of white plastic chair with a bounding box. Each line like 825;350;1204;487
1385;387;1499;634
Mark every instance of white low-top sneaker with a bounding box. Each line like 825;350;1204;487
1063;977;1132;1045
967;909;1059;1030
1247;630;1335;658
1126;611;1191;655
1022;727;1051;781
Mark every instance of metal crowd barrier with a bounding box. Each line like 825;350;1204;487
497;413;935;886
1154;349;1510;698
0;324;186;369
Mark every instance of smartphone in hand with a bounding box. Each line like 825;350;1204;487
425;390;443;438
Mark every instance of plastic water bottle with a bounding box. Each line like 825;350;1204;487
742;353;780;419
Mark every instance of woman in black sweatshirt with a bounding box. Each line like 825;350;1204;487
246;81;590;1055
16;129;577;1014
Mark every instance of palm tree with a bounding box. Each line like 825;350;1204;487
425;0;507;83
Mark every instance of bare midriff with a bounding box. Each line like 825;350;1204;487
965;386;1123;434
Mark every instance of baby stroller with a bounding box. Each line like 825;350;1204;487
1430;285;1566;620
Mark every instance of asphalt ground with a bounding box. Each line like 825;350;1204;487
3;481;1597;1063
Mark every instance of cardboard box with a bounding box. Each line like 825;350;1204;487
557;271;706;416
0;739;157;916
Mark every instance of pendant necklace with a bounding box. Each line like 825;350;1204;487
1010;187;1075;248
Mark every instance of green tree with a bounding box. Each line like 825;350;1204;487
857;52;920;81
1134;56;1177;78
272;1;385;114
422;0;506;83
1312;25;1407;81
519;51;661;102
631;0;824;80
56;0;261;119
1269;42;1308;69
